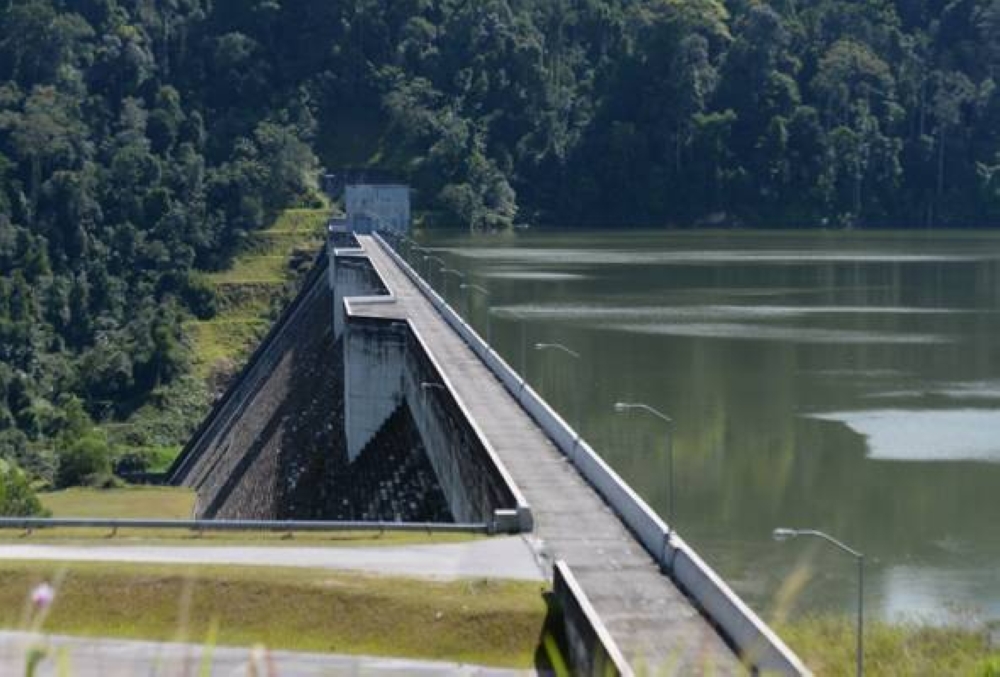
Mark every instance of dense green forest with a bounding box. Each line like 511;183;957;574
2;0;1000;508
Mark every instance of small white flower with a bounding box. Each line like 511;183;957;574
30;582;55;610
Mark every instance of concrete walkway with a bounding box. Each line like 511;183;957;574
0;631;531;676
0;537;546;581
350;236;743;674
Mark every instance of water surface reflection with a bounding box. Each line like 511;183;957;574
420;229;1000;623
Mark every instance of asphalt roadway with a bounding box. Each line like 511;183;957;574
0;631;532;676
0;536;546;581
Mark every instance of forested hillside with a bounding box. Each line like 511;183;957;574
3;0;1000;504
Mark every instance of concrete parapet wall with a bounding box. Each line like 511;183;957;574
375;233;809;676
553;560;633;677
402;325;530;527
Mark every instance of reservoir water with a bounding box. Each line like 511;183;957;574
417;229;1000;625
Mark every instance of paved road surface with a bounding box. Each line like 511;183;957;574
0;536;545;581
0;631;532;676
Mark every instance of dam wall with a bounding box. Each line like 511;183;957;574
168;254;338;518
401;326;529;528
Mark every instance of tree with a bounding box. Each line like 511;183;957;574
1;86;89;215
0;461;47;516
56;431;112;488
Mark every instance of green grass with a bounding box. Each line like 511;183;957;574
0;560;549;668
136;445;182;473
779;616;1000;676
204;256;293;285
184;318;271;377
38;487;197;519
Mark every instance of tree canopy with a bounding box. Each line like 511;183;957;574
2;0;1000;497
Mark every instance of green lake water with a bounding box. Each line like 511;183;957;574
416;228;1000;625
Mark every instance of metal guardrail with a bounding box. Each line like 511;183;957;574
0;518;490;534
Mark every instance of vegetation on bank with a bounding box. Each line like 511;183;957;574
0;560;549;668
0;461;47;517
0;205;325;512
780;616;1000;676
5;0;1000;503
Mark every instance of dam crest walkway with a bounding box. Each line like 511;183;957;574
348;235;743;674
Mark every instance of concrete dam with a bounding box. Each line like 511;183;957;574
168;229;809;674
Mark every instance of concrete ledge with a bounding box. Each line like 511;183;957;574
553;560;634;677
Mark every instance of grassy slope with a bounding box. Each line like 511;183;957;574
187;208;329;381
0;561;549;668
39;487;197;519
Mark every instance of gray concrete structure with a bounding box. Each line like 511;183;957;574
337;255;532;529
338;236;751;674
168;257;337;518
336;237;808;674
344;317;407;462
344;184;411;234
553;560;633;677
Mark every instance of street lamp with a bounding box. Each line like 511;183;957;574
460;283;491;344
773;528;865;677
423;255;446;287
534;342;581;359
420;381;447;408
613;402;675;531
439;267;465;301
399;235;422;261
535;342;582;429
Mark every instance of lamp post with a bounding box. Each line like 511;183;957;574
439;267;465;302
460;283;491;344
420;381;447;411
400;235;423;264
773;528;865;677
534;342;582;430
423;255;445;288
613;402;675;531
